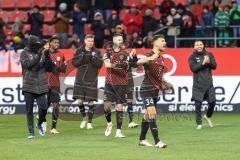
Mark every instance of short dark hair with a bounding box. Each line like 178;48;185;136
85;34;94;39
113;33;123;38
153;34;165;42
33;5;40;10
49;35;60;42
194;39;204;45
203;5;209;10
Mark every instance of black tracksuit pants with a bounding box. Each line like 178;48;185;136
195;101;216;125
24;92;48;134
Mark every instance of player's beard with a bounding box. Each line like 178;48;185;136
113;43;123;50
158;46;166;52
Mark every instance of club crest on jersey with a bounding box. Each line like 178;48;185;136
57;56;61;61
119;55;125;60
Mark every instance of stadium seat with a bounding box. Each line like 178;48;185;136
0;10;8;22
42;10;55;22
47;0;56;8
22;24;31;33
43;24;49;36
174;0;187;5
10;10;28;23
84;24;93;34
155;0;163;6
124;0;141;7
16;0;32;8
32;0;47;8
48;25;55;35
155;0;187;6
0;0;16;9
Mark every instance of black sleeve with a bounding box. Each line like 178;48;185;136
90;49;103;69
207;52;217;70
72;49;84;67
20;50;41;69
57;56;67;73
43;50;56;72
72;49;91;67
34;14;44;25
103;50;110;60
129;54;138;68
91;22;96;30
72;49;87;67
188;54;204;73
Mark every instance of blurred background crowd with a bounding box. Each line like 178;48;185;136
0;0;240;50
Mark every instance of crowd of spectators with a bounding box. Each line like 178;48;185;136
1;0;240;50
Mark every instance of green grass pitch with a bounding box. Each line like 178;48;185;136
0;113;239;160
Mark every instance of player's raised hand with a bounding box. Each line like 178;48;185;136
202;55;210;65
204;55;210;64
129;49;136;57
43;43;50;50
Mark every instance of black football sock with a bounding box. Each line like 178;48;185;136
116;111;123;129
88;105;94;123
149;119;160;144
52;107;59;129
139;119;149;141
38;108;47;125
78;104;86;119
105;110;112;123
206;101;216;118
127;102;133;123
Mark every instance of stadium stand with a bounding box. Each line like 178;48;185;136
0;0;16;9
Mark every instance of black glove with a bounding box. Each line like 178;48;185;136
129;55;138;68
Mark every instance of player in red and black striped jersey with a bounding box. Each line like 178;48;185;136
45;35;67;134
103;34;136;138
137;35;172;148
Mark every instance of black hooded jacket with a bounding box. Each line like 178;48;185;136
20;35;53;94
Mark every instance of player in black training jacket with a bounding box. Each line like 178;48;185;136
188;40;217;130
72;34;103;129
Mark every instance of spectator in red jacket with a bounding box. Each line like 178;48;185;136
123;4;143;35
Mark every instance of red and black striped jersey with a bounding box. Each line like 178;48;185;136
104;48;129;86
142;52;168;90
47;50;66;89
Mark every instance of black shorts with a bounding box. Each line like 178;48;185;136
126;85;134;100
73;86;98;101
142;97;159;108
104;84;127;104
140;86;159;100
47;89;61;103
